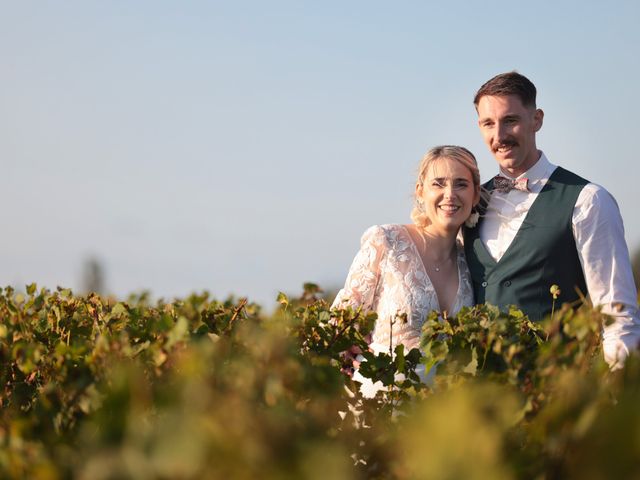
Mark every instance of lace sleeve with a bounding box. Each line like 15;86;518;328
331;225;387;312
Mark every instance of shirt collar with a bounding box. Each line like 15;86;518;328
498;151;557;192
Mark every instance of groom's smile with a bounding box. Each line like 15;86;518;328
494;140;518;155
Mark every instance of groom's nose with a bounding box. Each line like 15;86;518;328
495;121;510;142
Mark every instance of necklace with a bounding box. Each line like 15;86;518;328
416;228;455;273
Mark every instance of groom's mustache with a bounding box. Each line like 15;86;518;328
492;140;518;151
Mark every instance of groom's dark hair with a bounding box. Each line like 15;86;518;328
474;71;537;109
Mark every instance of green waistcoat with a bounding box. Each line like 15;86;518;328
464;167;589;320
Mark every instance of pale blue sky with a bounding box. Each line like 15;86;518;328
2;1;639;307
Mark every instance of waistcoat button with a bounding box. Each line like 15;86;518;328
481;281;488;287
504;280;511;287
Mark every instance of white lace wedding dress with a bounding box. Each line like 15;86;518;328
332;224;475;396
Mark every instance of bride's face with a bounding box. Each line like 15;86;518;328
417;157;480;235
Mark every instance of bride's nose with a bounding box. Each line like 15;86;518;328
443;183;455;198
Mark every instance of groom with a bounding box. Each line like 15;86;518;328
464;71;640;369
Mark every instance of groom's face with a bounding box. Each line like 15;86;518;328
476;94;543;177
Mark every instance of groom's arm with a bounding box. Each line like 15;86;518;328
573;183;640;370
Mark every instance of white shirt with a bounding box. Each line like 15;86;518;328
480;152;640;369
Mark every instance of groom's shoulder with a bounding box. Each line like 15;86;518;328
578;182;620;210
551;165;590;186
553;166;620;211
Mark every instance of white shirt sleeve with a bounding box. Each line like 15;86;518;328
573;184;640;369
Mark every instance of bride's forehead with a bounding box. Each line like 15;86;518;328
425;157;470;178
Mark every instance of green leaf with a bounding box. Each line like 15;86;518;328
426;340;449;362
166;316;189;348
463;347;478;376
52;305;61;322
406;348;423;365
276;292;289;307
26;283;37;295
111;303;127;316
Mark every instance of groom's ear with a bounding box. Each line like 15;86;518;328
533;108;544;132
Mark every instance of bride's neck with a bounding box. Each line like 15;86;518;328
414;225;457;260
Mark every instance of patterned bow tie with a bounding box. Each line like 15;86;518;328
493;175;530;193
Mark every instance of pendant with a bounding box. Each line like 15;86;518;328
435;266;440;272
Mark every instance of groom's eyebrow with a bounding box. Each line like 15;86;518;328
479;113;521;123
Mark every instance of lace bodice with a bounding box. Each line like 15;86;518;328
332;224;474;352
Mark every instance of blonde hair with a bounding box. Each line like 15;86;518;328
410;145;481;228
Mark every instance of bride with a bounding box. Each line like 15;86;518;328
332;145;481;397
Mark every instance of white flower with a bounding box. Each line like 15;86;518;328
465;211;480;228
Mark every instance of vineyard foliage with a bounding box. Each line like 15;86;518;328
1;283;640;479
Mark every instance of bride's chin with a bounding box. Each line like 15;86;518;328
440;215;465;228
430;222;463;236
